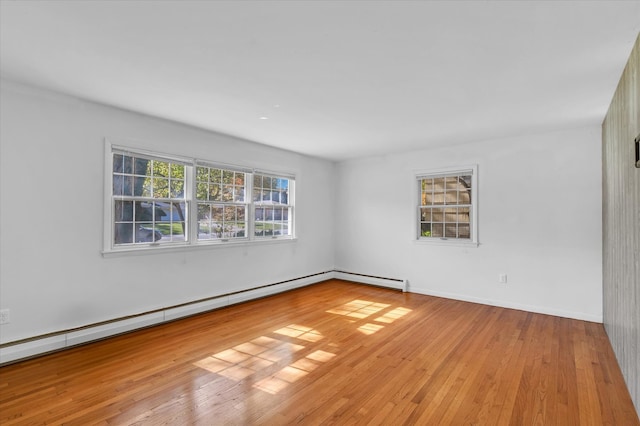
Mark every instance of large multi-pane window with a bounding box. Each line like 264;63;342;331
106;144;294;252
417;165;478;244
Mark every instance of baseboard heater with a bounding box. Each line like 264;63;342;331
333;270;408;292
0;269;406;365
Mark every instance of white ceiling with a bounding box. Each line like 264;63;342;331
1;1;639;161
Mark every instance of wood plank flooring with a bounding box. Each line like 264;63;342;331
1;280;638;425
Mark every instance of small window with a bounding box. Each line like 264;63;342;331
417;165;478;245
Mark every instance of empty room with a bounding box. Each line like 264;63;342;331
0;1;639;424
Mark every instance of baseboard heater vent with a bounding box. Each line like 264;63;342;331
333;270;408;292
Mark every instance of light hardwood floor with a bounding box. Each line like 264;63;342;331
1;280;638;425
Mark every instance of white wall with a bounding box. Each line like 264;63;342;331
0;78;604;350
334;127;603;322
0;80;335;343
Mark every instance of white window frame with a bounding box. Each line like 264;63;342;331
194;161;252;243
251;171;295;240
103;141;296;255
415;164;478;247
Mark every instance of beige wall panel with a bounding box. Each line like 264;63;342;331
602;33;640;414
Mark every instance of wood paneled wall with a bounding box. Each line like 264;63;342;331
602;33;640;414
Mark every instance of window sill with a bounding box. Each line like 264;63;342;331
414;238;479;248
102;237;298;258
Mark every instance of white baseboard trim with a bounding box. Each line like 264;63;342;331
408;286;603;323
0;271;333;365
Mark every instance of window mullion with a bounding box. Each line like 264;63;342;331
247;174;254;240
185;164;196;244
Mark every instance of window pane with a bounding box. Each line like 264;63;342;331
114;200;133;221
445;223;457;238
133;176;149;197
420;223;432;237
135;223;159;242
196;183;208;201
445;208;457;223
113;154;124;173
210;169;222;184
170;180;184;198
222;170;234;184
222;185;233;202
420;208;431;222
170;164;184;179
263;176;272;190
422;190;432;206
123;156;133;174
211;223;223;238
209;184;222;201
171;202;186;230
458;207;470;223
236;222;246;238
114;223;133;245
113;175;124;196
458;224;471;239
153;160;169;177
212;206;223;222
432;209;444;222
458;186;471;204
223;205;236;221
196;166;209;182
134;158;149;176
433;192;445;205
153;178;169;198
235;186;245;202
236;206;246;221
431;223;444;238
445;176;458;190
199;221;211;239
134;201;154;221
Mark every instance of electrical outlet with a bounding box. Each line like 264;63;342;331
0;309;10;325
498;274;508;284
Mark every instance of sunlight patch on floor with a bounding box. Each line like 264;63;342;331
358;323;385;335
193;336;303;380
253;349;337;395
326;299;391;319
274;324;324;342
374;307;412;323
